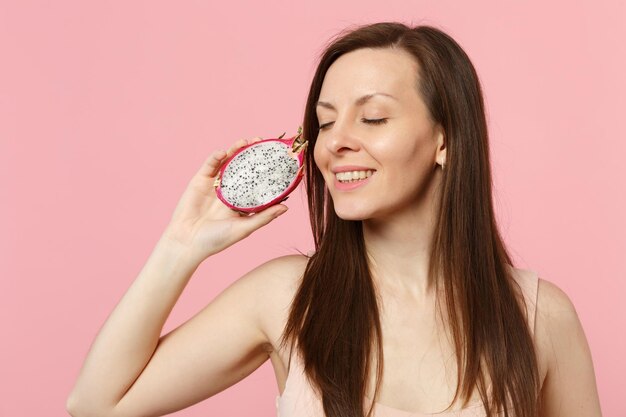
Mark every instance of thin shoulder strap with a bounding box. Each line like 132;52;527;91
511;266;540;337
526;269;539;337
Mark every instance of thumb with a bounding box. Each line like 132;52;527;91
235;205;288;234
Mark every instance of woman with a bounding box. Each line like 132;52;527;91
66;22;602;417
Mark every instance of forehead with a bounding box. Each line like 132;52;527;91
318;47;419;105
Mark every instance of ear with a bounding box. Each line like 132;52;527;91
435;125;446;165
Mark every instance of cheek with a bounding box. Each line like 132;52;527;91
368;137;421;166
372;134;433;181
313;140;325;168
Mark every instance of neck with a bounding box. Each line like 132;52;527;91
362;175;443;303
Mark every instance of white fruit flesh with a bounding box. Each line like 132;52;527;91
220;141;300;208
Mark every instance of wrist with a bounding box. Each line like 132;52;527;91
154;234;204;269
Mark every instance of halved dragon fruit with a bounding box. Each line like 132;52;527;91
213;126;307;214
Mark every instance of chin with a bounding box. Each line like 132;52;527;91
332;203;374;221
335;212;368;221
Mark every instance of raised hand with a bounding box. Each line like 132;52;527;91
161;137;288;264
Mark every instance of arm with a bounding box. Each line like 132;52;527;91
66;138;291;416
109;254;305;417
69;252;303;417
535;278;603;417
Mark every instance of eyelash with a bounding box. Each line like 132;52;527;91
318;118;388;131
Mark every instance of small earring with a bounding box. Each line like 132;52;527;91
440;160;446;170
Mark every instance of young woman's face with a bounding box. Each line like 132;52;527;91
313;47;446;221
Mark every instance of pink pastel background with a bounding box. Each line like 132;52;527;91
1;1;624;416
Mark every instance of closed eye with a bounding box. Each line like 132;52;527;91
318;118;388;131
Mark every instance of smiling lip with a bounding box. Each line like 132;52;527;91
331;165;376;173
333;172;374;191
331;166;376;191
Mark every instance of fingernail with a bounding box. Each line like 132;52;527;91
274;207;288;217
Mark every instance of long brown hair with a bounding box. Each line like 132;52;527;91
278;22;540;417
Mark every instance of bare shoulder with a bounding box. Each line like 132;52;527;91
536;277;578;317
534;277;588;366
243;254;309;345
534;277;603;416
232;253;308;295
250;253;309;295
534;277;580;367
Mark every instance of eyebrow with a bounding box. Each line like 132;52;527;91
316;92;397;110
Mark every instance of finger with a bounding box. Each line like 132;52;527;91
198;137;257;180
198;149;227;179
233;204;288;236
225;138;249;159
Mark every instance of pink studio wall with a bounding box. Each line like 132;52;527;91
1;1;623;416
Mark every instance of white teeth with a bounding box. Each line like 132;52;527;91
335;170;374;182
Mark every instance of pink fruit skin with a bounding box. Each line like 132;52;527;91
214;134;306;214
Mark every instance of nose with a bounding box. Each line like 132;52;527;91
322;121;361;155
